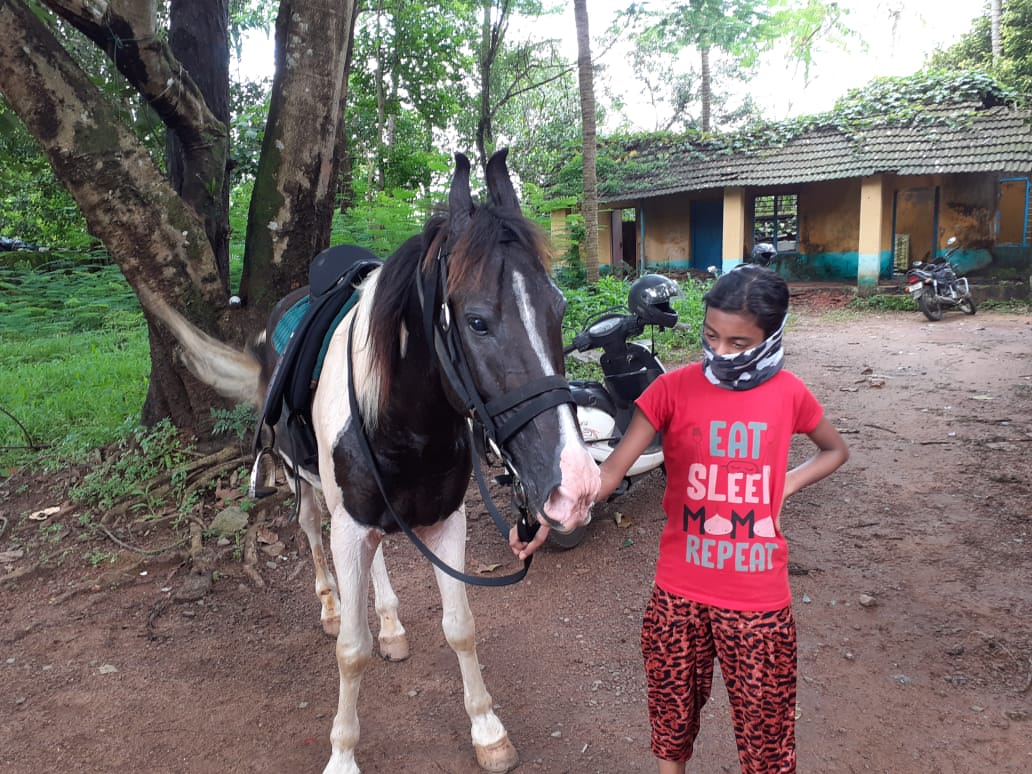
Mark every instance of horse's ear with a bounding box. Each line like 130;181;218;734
485;148;520;211
449;153;473;238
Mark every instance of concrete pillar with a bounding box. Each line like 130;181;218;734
858;175;884;295
721;187;746;274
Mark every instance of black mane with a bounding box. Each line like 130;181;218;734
365;202;550;408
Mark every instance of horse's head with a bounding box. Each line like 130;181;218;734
431;149;599;534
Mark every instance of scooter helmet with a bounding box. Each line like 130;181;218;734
628;274;681;328
750;242;777;266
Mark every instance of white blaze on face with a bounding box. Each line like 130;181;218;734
512;270;600;530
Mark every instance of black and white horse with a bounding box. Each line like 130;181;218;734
146;150;599;773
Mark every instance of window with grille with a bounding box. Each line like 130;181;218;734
753;194;798;252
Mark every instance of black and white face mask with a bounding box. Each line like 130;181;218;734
701;313;787;391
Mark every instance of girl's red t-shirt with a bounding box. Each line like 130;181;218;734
636;363;823;611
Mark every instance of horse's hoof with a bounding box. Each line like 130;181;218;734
322;617;340;638
378;633;410;662
475;736;518;773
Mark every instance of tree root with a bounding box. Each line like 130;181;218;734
98;524;189;556
99;446;248;526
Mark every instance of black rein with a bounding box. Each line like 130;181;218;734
341;250;575;586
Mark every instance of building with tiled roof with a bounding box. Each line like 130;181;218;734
552;102;1032;290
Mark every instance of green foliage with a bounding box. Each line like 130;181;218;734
928;0;1032;97
0;259;148;467
229;0;278;55
343;1;478;203
545;69;1018;201
229;78;271;184
333;184;439;259
228;179;252;289
0;101;94;249
69;419;192;511
558;272;707;380
829;70;1017;123
618;0;853;132
846;293;914;312
998;0;1032;96
85;549;119;567
211;404;258;442
928;15;992;72
551;210;588;287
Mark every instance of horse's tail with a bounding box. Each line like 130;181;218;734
137;287;261;406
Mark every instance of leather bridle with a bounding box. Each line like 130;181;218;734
344;247;575;586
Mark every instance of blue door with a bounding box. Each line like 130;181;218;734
690;200;723;271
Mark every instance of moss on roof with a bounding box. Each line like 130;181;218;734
547;70;1029;202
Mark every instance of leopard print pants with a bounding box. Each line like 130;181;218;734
641;585;797;773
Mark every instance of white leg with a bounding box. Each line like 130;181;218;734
323;508;379;774
422;506;518;773
370;543;409;661
296;481;341;637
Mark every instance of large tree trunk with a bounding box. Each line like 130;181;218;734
476;0;499;170
238;0;356;312
574;0;599;283
0;0;230;430
0;0;357;433
167;0;232;289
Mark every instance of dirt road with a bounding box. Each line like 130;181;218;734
1;306;1030;773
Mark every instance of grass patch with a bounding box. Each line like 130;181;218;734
978;298;1032;313
0;259;149;468
847;293;915;312
69;418;192;513
561;273;708;380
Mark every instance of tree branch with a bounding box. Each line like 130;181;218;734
44;0;226;150
0;0;225;310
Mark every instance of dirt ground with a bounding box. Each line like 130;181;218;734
2;300;1031;774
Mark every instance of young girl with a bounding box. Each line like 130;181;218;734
513;265;849;773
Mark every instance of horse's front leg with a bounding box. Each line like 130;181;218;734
370;543;409;661
296;479;341;637
423;506;518;773
323;508;379;774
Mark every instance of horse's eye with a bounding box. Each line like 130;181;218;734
466;315;489;335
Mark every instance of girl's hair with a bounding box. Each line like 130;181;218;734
703;265;789;338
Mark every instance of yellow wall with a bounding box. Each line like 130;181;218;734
799;179;862;253
549;207;618;269
641;196;694;266
550;209;570;258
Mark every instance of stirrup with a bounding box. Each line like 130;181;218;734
248;446;280;498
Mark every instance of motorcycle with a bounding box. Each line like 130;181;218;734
550;274;681;548
905;237;977;321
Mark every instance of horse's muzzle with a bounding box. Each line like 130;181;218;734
538;444;600;533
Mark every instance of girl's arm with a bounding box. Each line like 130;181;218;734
784;416;849;501
598;409;660;501
509;408;659;559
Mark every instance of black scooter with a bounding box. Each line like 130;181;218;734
551;276;681;547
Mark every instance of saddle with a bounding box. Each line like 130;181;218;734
257;244;382;475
